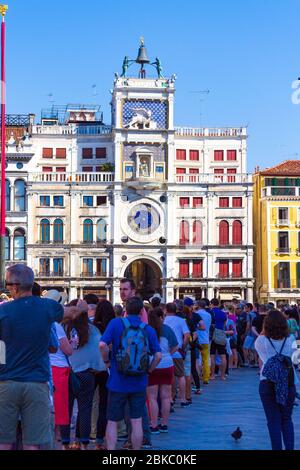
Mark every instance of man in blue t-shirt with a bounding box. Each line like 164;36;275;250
0;265;64;451
100;296;161;450
209;299;227;381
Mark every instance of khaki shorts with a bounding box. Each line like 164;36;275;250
173;358;185;378
0;381;51;446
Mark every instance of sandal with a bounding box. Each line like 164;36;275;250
95;443;107;451
69;442;81;450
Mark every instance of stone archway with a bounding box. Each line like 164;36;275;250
124;259;162;301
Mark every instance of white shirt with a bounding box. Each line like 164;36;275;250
50;323;70;368
196;309;211;345
164;315;190;359
255;335;298;383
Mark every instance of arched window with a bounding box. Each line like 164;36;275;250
14;180;26;212
5;228;10;261
219;220;229;245
14;228;25;260
53;219;63;243
179;220;190;246
232;220;243;245
83;219;93;243
97;219;107;243
5;180;10;212
193;221;203;246
41;219;50;243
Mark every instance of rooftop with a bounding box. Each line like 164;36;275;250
259;160;300;176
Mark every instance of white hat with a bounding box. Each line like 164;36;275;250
43;289;68;305
150;293;162;303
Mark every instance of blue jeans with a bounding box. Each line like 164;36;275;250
259;380;296;450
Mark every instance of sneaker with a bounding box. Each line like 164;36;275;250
158;425;168;433
150;426;160;435
142;439;153;449
181;401;191;408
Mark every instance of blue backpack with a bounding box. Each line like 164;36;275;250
262;337;294;405
116;318;150;376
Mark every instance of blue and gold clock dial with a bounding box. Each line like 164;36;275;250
128;203;160;235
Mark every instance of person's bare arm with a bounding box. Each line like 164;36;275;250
182;332;190;349
197;320;206;331
99;341;110;368
60;337;73;356
148;352;162;374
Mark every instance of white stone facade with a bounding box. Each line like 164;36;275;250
4;74;254;303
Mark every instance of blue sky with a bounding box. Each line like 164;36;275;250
5;0;300;171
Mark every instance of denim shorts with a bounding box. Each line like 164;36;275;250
107;391;146;422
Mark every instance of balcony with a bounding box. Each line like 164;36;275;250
80;272;107;278
175;127;247;138
177;273;204;280
175;174;252;185
276;248;291;255
264;187;297;197
29;172;114;184
32;125;76;135
76;125;112;135
36;272;66;278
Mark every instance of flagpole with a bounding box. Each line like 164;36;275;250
0;4;7;291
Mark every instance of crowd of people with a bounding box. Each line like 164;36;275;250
0;264;299;451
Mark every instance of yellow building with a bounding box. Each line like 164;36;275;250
254;161;300;306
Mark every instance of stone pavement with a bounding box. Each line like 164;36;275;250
151;368;300;450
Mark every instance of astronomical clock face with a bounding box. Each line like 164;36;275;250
128;203;160;235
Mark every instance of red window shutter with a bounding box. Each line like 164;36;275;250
214;168;224;182
189;168;199;174
193;197;203;208
56;148;66;158
219;197;229;208
176;149;186;160
227;168;237;182
179;221;189;245
176;168;186;174
82;148;93;159
56;167;66;173
232;220;242;245
82;166;93;172
219;221;229;245
232;260;242;278
190;150;199;161
179;260;189;278
233;197;242;208
219;260;229;278
193;221;202;245
193;260;203;278
96;148;107;159
180;198;190;208
43;148;53;158
42;167;52;173
214;150;224;161
227;150;237;161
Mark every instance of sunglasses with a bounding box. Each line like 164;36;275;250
5;282;21;287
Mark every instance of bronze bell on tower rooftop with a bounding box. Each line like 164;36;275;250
136;37;150;65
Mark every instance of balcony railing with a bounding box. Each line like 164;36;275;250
176;174;252;184
175;127;246;138
276;220;290;226
37;271;66;278
276;248;291;254
29;172;114;183
32;125;76;135
76;125;112;135
177;273;204;279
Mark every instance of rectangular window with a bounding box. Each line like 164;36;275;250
83;196;93;207
277;262;290;288
192;260;203;278
227;168;237;183
219;260;229;278
179;260;189;278
278;232;289;253
42;167;53;173
278;208;289;224
40;258;50;276
232;260;243;278
56;148;67;159
54;196;64;207
233;197;242;208
82;166;93;172
189;168;199;174
227;150;237;161
219;197;229;208
53;258;64;276
96;148;107;159
82;148;93;159
176;168;187;174
56;167;66;173
40;196;50;207
176;149;186;160
96;259;107;276
97;196;107;206
43;148;53;158
190;150;199;161
193;197;203;208
180;197;190;208
214;150;224;161
83;259;93;276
